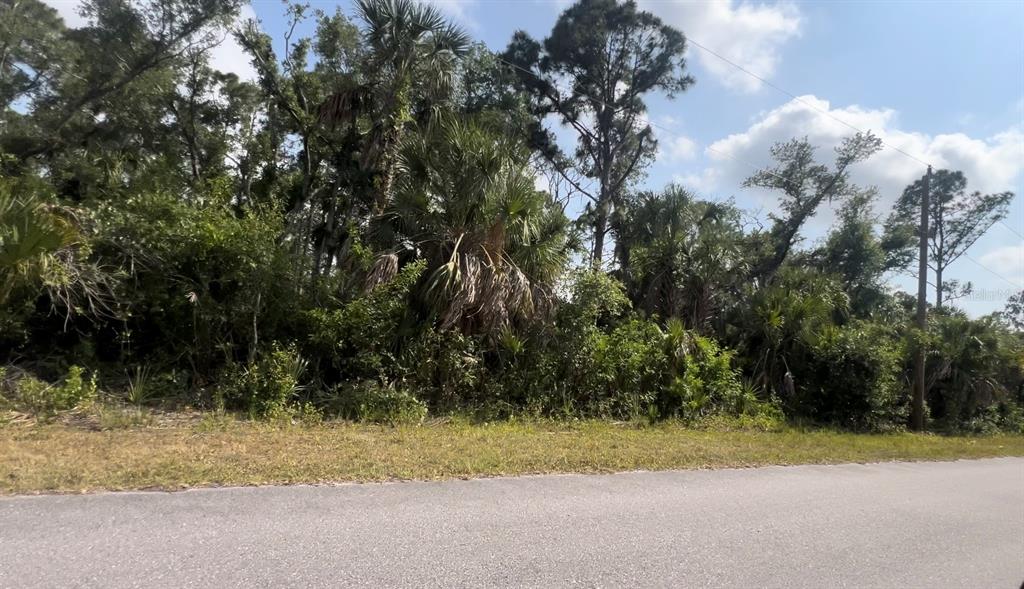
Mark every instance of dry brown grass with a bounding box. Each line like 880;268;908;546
2;415;1021;495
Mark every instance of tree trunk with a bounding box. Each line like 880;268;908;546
313;194;339;279
592;202;608;269
935;266;943;309
375;129;400;214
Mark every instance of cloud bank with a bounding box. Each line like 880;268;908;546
640;0;802;93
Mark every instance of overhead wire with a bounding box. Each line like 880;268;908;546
963;253;1023;290
673;36;1023;291
685;38;935;168
496;29;1019;293
492;54;793;187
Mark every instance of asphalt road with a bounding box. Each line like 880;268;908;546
1;458;1022;588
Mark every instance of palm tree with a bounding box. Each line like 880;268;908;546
741;268;849;397
372;118;570;333
356;0;470;213
616;186;747;332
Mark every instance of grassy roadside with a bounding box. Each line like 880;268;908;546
2;416;1022;495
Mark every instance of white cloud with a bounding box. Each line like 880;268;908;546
657;114;680;128
210;5;257;81
980;244;1024;284
691;95;1024;227
424;0;480;30
639;0;802;93
44;0;87;27
41;0;256;80
672;170;717;193
661;135;698;162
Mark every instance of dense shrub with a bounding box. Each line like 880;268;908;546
303;260;426;382
472;272;771;421
330;381;428;424
794;321;906;430
662;319;752;418
0;365;97;418
401;329;483;409
924;312;1024;432
91;188;300;376
216;345;307;418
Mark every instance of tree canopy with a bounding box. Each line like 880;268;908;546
1;0;1020;434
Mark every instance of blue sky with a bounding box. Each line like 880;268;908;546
46;0;1024;315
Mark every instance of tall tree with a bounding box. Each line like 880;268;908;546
810;187;908;316
502;0;693;268
6;0;242;163
0;0;70;108
885;169;1013;308
356;0;469;213
237;4;366;277
743;132;882;282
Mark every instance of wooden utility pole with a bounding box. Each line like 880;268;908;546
911;165;931;431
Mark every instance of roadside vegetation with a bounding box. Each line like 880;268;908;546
1;0;1022;493
3;415;1022;494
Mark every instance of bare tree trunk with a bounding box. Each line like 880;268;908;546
592;200;609;269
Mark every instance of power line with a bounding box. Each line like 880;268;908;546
679;34;1024;295
498;39;1019;293
998;219;1024;241
687;35;1023;259
684;37;935;169
963;252;1023;290
493;55;793;187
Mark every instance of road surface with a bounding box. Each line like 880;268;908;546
1;458;1022;588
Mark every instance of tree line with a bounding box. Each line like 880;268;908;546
1;0;1020;431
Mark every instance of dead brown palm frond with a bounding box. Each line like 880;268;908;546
317;84;374;128
439;254;481;330
365;252;399;291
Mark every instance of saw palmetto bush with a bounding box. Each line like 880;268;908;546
0;177;113;353
924;311;1024;432
377;117;571;334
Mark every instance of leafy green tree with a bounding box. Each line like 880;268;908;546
997;290;1024;331
744;133;882;282
7;0;242;163
885;169;1013;308
0;0;70;108
503;0;693;267
163;51;251;185
810;188;903;316
238;4;371;278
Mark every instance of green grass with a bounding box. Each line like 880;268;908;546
2;415;1021;494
